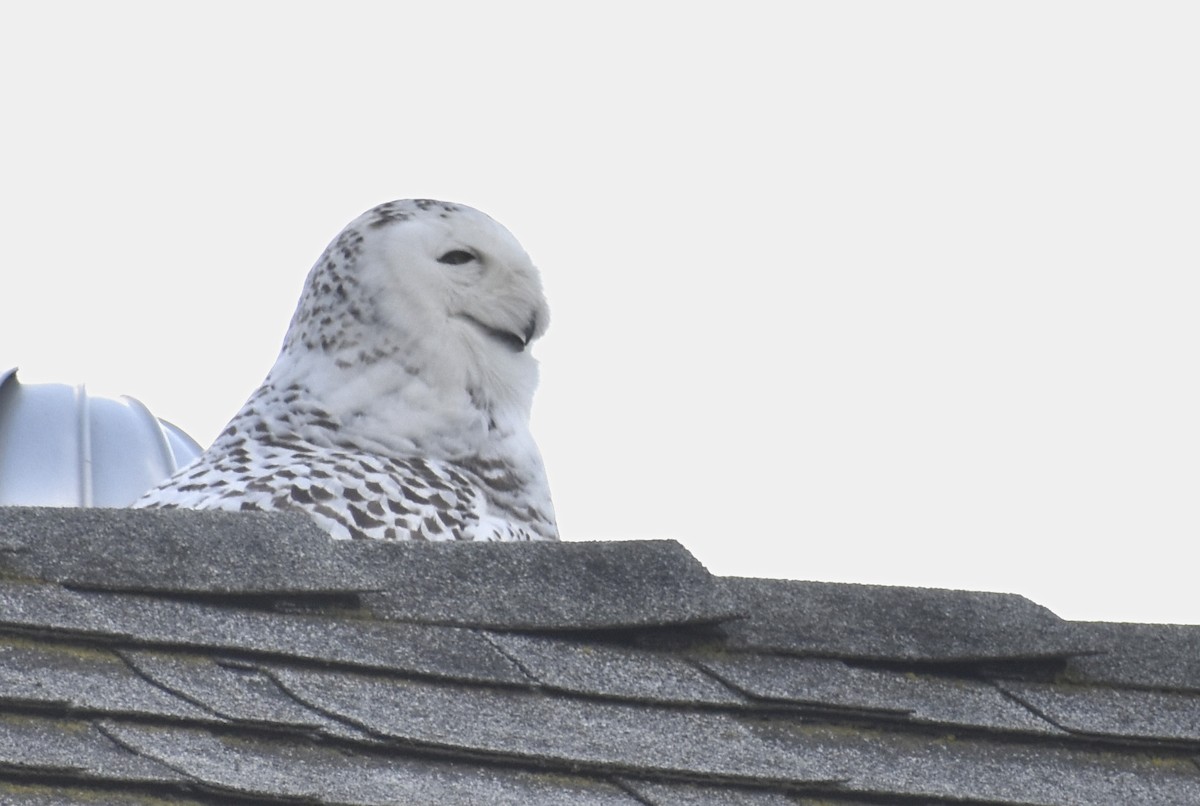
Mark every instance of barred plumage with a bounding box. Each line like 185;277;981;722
136;200;557;541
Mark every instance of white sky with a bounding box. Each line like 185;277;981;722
2;3;1197;624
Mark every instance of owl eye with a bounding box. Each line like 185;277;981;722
437;249;476;265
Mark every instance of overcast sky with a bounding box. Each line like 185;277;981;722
2;3;1197;624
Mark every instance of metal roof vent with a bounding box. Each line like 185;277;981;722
0;367;202;507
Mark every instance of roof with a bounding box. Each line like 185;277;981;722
2;506;1199;805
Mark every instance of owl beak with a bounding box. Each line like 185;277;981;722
522;314;539;346
458;314;531;352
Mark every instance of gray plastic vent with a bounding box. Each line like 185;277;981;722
0;368;202;507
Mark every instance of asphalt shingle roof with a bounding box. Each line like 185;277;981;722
1;505;1198;805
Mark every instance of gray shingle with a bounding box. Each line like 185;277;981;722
119;650;374;741
1065;621;1200;691
350;537;734;633
621;779;801;805
1000;680;1200;742
753;720;1200;806
0;637;214;721
0;506;369;595
101;721;642;806
718;577;1094;661
0;714;185;786
268;665;847;785
0;509;741;633
485;632;747;706
0;581;527;683
697;653;1063;734
353;538;741;629
0;783;209;806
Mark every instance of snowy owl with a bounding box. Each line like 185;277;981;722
135;199;557;542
